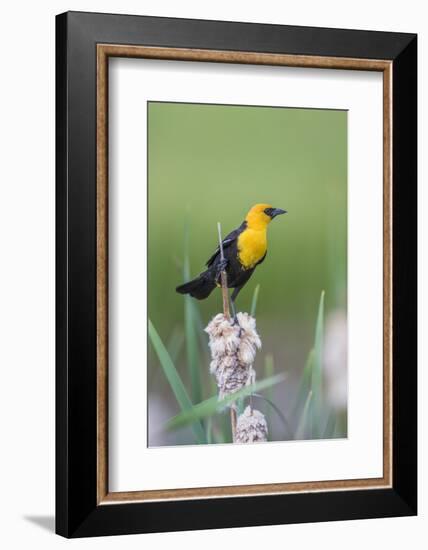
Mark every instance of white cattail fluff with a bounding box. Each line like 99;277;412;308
235;406;268;443
205;312;261;400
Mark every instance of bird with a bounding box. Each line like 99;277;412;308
176;203;287;317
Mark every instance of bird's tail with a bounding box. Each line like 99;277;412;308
176;273;216;300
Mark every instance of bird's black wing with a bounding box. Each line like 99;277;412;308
206;221;247;267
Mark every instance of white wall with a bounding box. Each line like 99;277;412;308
0;1;424;548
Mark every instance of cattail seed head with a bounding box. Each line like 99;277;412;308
205;312;261;400
235;406;268;443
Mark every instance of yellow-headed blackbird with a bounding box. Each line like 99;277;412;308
176;203;286;314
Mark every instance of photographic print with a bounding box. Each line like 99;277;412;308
148;101;347;446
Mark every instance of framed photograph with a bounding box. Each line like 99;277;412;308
56;11;417;537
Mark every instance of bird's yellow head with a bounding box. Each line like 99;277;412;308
245;203;287;230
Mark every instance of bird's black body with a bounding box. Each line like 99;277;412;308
176;220;265;302
176;204;285;313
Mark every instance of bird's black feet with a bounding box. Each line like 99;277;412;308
215;258;228;282
218;258;228;273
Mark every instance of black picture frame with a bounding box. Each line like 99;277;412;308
56;11;417;538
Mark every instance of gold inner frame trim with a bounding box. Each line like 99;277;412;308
96;44;393;505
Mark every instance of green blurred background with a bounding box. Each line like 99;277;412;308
147;101;347;445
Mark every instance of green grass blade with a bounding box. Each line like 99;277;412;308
218;412;231;443
184;296;202;403
295;390;313;440
148;319;206;443
313;291;325;391
333;413;347;438
192;300;209;362
205;416;213;444
323;410;337;439
293;348;314;416
236;397;245;416
167;327;184;363
212;422;227;444
311;290;325;436
250;284;260;317
166;373;286;431
183;227;203;404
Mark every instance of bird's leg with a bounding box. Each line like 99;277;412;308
230;285;243;327
230;297;237;320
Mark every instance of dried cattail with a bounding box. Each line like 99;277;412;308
205;312;261;400
235;406;268;443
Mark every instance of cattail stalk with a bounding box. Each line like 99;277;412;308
216;222;236;440
206;222;266;444
217;222;231;321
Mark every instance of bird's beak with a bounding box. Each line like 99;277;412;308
270;208;287;218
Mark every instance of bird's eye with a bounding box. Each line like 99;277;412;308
264;208;273;216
